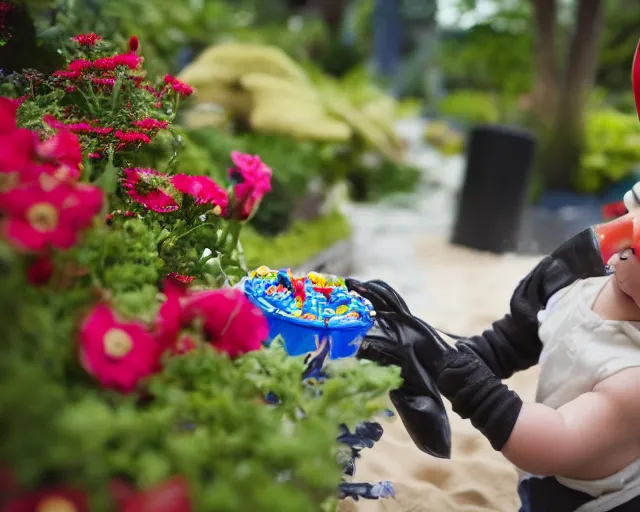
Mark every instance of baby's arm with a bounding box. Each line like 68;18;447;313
502;369;640;478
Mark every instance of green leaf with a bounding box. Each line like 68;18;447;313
94;160;120;194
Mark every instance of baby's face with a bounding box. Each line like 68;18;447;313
611;248;640;303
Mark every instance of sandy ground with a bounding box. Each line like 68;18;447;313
340;234;543;512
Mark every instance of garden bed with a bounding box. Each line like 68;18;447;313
241;210;353;272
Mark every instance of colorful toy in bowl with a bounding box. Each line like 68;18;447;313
242;266;375;359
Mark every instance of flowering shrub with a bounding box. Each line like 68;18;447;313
0;34;400;511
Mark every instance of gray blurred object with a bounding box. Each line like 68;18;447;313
391;0;442;107
517;206;603;255
451;125;537;254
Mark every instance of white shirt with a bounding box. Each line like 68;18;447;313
521;276;640;512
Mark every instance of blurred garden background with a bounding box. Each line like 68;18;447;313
5;0;638;272
0;1;639;510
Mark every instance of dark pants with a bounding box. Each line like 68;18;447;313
518;477;640;512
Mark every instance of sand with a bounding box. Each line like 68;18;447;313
340;235;544;512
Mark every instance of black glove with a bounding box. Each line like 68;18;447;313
350;279;522;452
348;280;451;459
455;227;606;379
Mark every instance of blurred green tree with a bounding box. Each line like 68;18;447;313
448;0;607;192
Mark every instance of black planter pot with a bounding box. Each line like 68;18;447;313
451;124;536;254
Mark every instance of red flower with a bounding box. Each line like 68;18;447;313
43;116;112;137
79;305;161;393
0;96;18;134
92;77;115;87
132;118;168;131
93;54;142;71
164;75;194;97
114;130;151;145
0;129;39;189
154;283;267;358
170;174;228;210
183;288;268;358
116;477;191;512
0;106;82;193
1;178;103;251
36;130;83;179
128;35;140;53
227;151;272;220
72;33;102;46
27;254;55;286
121;168;179;213
4;486;89;512
53;70;81;80
68;59;93;72
167;272;196;285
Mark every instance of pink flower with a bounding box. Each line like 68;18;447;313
1;178;103;251
88;152;101;159
79;305;161;393
5;485;89;512
92;77;115;87
183;288;268;358
68;59;93;72
0;129;39;187
0;96;18;134
166;272;196;285
154;283;268;358
121;168;179;213
93;54;142;71
53;70;81;80
164;75;194;97
72;33;102;46
114;130;151;145
170;174;228;210
132;118;169;131
36;130;83;179
228;151;272;220
43;116;111;136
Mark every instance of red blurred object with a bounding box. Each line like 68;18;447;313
593;214;640;264
122;477;191;512
601;200;628;221
633;38;640;120
128;35;140;53
27;255;54;286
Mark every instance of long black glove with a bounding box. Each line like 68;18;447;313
350;280;522;452
457;227;606;379
358;228;606;380
358;289;451;459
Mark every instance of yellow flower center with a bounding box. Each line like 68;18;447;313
39;173;59;192
103;328;133;358
211;205;222;216
26;203;59;233
37;497;77;512
0;172;19;192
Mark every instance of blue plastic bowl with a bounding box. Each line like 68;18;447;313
243;280;373;359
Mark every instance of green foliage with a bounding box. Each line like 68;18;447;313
576;109;640;193
424;121;464;156
438;89;500;126
439;12;533;95
241;210;352;270
597;0;640;92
